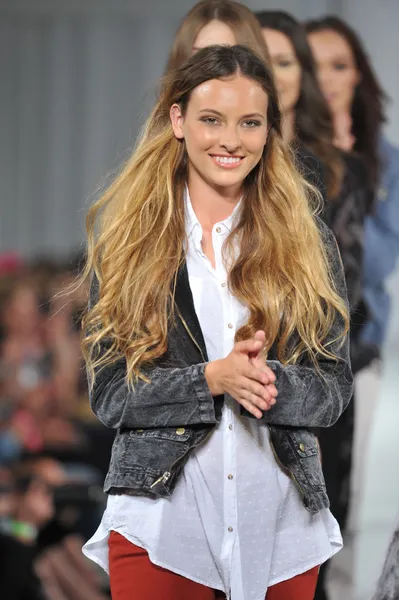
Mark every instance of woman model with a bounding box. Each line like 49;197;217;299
307;15;399;361
82;45;352;600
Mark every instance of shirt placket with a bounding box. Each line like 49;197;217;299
214;224;239;595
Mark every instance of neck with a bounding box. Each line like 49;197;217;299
187;173;241;232
281;109;296;144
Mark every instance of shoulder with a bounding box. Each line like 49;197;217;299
379;136;399;162
314;215;336;247
314;216;340;261
342;151;367;180
379;136;399;181
339;151;373;214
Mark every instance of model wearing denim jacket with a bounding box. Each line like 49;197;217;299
88;218;353;515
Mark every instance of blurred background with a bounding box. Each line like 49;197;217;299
0;1;398;599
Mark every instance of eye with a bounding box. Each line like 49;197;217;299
333;63;348;71
200;117;219;125
242;120;262;128
277;60;293;68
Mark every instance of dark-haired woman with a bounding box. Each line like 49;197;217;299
307;15;399;361
81;44;352;600
256;10;368;311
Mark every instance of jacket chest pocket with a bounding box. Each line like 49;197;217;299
287;430;325;490
120;427;193;472
129;427;191;443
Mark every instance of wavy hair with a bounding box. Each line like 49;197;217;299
165;0;270;73
255;10;343;199
82;45;349;385
306;16;387;191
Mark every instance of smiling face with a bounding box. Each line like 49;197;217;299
262;28;301;115
308;29;360;116
170;74;269;195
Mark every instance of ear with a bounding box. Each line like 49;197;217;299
170;104;185;140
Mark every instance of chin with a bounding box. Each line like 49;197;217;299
210;173;245;190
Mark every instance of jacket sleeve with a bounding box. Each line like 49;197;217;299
87;277;217;430
363;165;399;285
258;222;353;428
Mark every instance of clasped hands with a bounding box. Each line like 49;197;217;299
204;330;278;419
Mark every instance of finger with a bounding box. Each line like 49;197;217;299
266;383;278;398
235;339;263;355
240;398;263;420
243;381;276;408
250;360;276;383
237;376;268;404
244;364;271;386
242;386;270;410
249;331;266;359
260;365;276;382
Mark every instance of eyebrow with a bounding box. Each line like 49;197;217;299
331;55;352;61
198;108;266;120
272;52;295;59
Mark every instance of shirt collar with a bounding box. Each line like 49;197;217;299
184;187;242;239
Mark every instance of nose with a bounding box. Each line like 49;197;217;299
219;124;242;153
318;68;332;90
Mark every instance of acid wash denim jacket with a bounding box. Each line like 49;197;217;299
88;218;353;515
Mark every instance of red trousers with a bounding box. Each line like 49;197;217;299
109;531;319;600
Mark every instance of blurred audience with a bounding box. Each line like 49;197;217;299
0;253;112;599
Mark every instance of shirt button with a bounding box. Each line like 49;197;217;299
227;474;233;480
228;323;233;329
221;282;227;288
216;226;222;233
228;424;233;430
228;526;234;532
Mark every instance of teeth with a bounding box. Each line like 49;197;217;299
214;156;241;164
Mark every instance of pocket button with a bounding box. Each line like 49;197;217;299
299;443;306;452
176;427;186;436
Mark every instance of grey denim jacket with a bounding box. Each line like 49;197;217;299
89;219;353;514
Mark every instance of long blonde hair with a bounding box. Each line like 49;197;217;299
165;0;270;72
82;45;349;385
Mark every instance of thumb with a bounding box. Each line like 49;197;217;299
250;330;266;359
254;330;266;343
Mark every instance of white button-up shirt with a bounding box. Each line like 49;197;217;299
83;191;342;600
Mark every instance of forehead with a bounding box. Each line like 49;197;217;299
187;75;268;113
263;28;294;56
194;20;236;48
308;30;354;61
